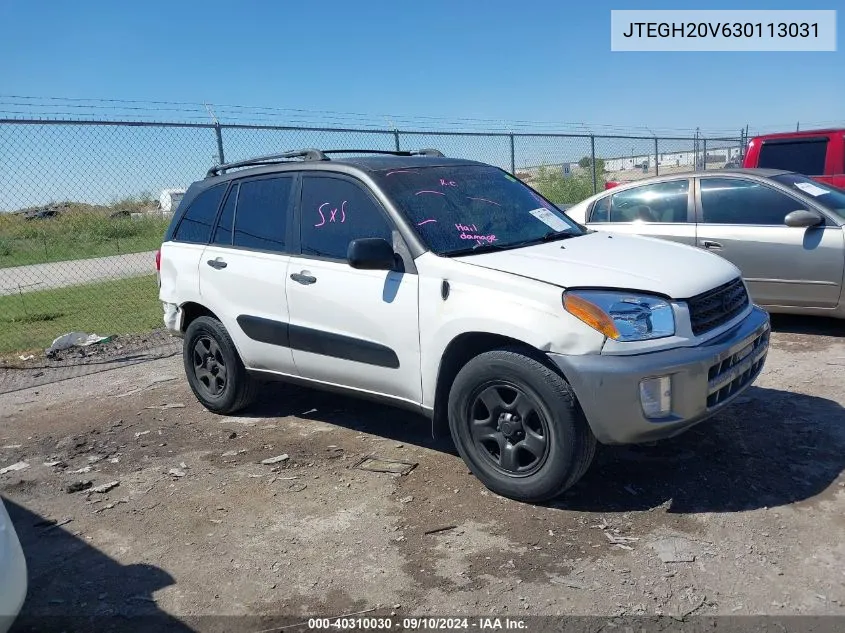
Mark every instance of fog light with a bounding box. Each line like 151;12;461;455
639;376;672;419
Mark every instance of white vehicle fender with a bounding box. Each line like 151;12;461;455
416;271;605;409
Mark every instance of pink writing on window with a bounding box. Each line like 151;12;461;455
466;196;501;207
315;201;347;227
455;223;478;232
417;219;437;226
440;178;457;187
415;190;445;196
459;232;497;243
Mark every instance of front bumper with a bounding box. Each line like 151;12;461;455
0;499;27;633
549;306;770;445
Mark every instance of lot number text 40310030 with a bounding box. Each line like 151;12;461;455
307;617;527;630
622;22;819;38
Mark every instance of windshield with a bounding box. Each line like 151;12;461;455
771;173;845;221
375;165;584;255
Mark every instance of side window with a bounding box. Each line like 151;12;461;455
589;196;610;222
212;184;238;246
232;177;292;252
608;180;689;223
299;176;392;260
700;178;801;225
758;139;828;175
173;184;226;244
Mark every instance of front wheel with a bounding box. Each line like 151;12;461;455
447;347;595;502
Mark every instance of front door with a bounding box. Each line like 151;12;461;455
694;176;845;308
285;174;422;404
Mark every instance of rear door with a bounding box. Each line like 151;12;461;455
199;175;298;374
285;173;422;404
694;176;844;308
586;178;696;245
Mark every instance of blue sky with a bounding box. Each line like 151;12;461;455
0;0;842;209
1;0;842;134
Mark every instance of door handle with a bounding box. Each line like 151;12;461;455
290;271;317;285
207;258;227;269
701;240;723;250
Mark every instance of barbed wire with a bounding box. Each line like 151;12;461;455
0;94;772;137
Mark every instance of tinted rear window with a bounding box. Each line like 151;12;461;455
232;177;292;252
173;184;227;244
375;165;581;255
758;138;828;175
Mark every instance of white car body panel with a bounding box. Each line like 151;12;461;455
284;256;422;403
198;245;296;373
453;232;740;299
0;499;27;633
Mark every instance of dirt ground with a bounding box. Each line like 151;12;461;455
1;315;844;632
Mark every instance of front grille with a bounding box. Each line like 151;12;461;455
688;278;749;336
706;328;769;408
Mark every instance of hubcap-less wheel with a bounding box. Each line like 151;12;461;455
192;335;227;398
468;382;550;476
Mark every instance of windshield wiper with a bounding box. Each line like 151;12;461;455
443;242;510;257
507;230;578;248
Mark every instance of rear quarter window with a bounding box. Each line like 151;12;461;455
758;138;828;175
173;183;227;244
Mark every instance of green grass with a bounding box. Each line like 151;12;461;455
0;199;170;268
0;274;161;354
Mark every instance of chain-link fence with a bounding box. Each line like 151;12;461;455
0;117;744;391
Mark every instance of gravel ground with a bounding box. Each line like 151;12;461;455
1;315;844;632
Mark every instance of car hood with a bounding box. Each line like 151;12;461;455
453;232;740;299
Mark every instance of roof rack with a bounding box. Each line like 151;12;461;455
206;147;444;177
206;149;329;177
320;149;445;158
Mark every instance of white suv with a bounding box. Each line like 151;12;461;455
158;149;770;502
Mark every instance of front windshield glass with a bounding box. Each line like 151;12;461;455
375;165;583;255
771;173;845;221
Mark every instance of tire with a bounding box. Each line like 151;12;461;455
447;346;596;503
183;316;258;415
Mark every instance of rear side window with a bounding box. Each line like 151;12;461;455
233;177;293;252
758;138;828;175
589;197;610;222
299;176;392;260
605;180;690;223
212;184;238;246
700;178;801;225
173;184;226;244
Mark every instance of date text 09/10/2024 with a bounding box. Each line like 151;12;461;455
307;617;527;630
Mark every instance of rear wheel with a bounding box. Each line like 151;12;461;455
183;316;257;414
448;347;595;502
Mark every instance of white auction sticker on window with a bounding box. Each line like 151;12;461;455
793;181;829;197
529;207;569;231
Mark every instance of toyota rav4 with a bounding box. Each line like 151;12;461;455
157;149;770;502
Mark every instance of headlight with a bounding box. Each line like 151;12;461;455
563;290;675;341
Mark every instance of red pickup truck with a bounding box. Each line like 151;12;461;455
742;128;845;188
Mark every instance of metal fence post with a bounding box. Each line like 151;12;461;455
654;137;659;176
214;122;225;164
590;135;597;194
509;133;516;175
393;129;400;152
702;138;707;171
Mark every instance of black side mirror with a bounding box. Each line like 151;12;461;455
784;209;824;228
347;238;396;270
